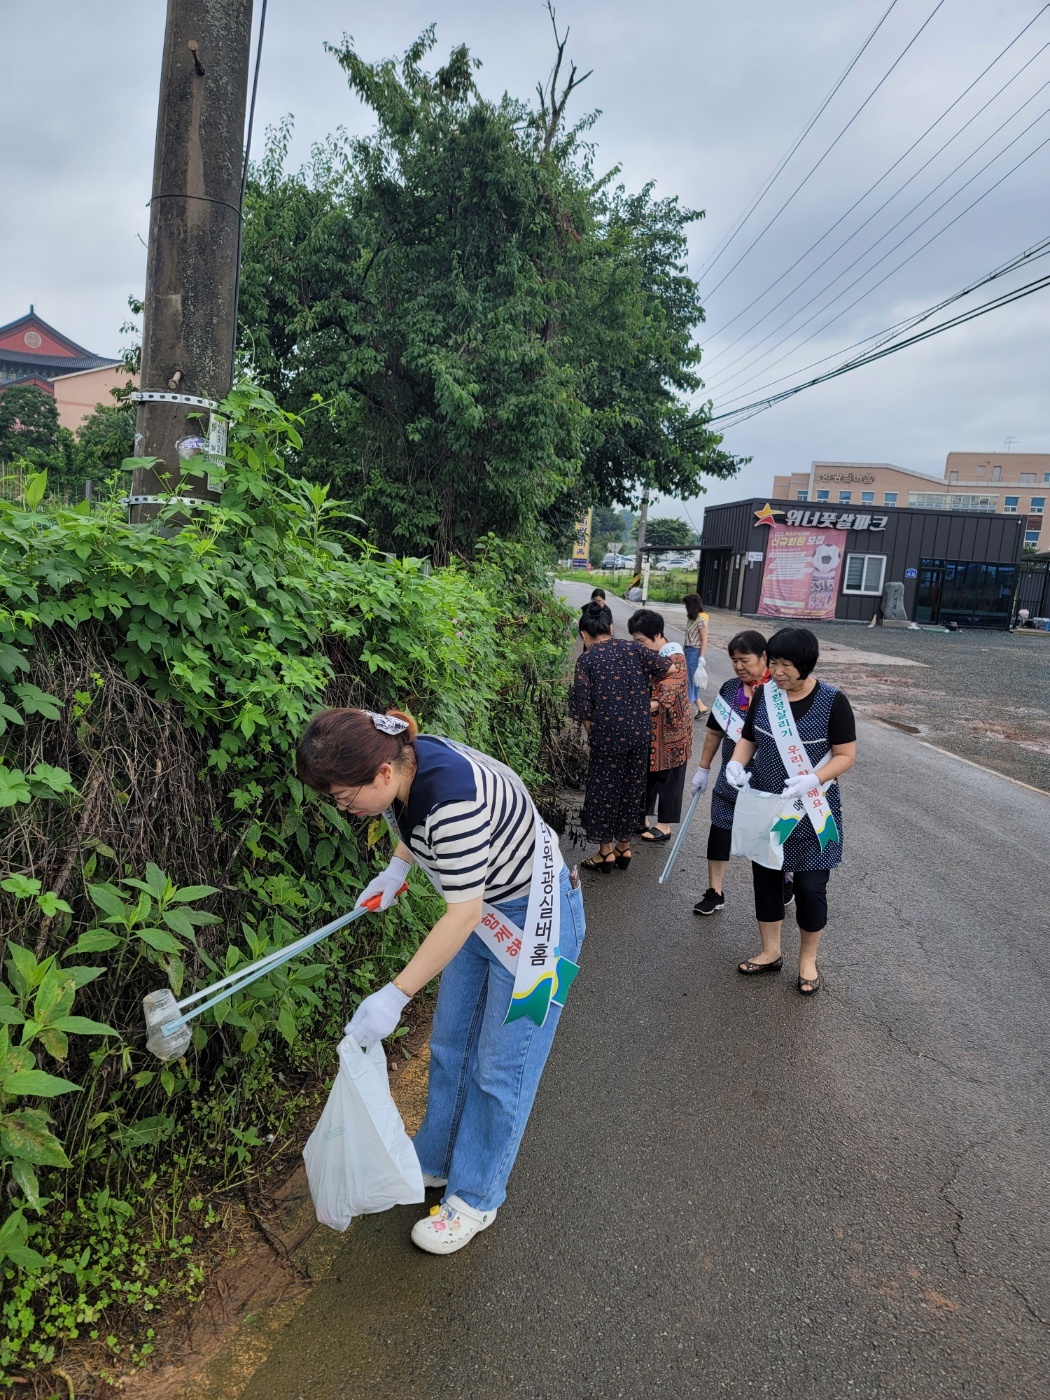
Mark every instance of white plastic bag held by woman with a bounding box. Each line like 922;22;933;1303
304;1034;424;1231
730;786;785;870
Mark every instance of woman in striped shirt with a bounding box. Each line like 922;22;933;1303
297;707;585;1255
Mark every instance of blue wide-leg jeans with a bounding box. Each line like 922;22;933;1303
412;867;585;1213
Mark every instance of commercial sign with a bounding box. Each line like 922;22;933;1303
783;508;887;531
815;472;875;484
757;523;847;621
571;508;593;569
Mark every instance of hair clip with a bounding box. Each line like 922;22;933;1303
364;710;409;735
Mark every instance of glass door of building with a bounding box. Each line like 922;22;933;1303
914;565;944;623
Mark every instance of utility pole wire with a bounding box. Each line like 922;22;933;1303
704;58;1050;387
708;110;1050;400
707;270;1050;427
705;234;1050;410
703;8;1050;353
704;0;949;300
700;0;902;278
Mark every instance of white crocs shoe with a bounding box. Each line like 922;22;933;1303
410;1195;497;1255
421;1172;448;1188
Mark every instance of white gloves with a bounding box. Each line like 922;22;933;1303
692;657;708;692
345;982;411;1048
782;771;818;801
354;856;411;911
690;767;710;796
725;760;749;790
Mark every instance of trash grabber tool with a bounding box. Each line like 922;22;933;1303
658;791;702;886
143;885;408;1060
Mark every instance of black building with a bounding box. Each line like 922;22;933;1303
698;498;1025;629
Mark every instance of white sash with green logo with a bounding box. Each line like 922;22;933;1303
711;689;745;743
761;683;840;851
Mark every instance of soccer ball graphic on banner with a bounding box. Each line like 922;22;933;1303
811;543;841;575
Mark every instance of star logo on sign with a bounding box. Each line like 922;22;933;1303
753;502;783;527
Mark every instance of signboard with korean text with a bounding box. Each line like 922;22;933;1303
757;522;847;620
571;509;593;569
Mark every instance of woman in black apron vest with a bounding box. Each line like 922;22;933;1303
724;628;856;995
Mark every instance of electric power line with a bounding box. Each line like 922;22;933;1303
700;0;902;278
704;105;1050;400
703;8;1050;356
707;269;1050;428
707;234;1050;411
705;0;950;300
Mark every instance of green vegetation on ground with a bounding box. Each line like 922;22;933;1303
0;385;573;1383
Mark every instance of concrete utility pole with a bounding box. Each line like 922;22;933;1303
633;485;651;576
130;0;254;523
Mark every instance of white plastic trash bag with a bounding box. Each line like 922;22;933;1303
730;785;785;870
303;1034;424;1231
693;657;709;692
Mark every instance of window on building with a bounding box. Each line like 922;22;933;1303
909;492;997;511
838;490;852;503
861;491;875;503
843;554;886;595
1004;497;1019;513
992;466;1002;481
884;492;898;506
1024;530;1041;549
1030;497;1045;515
976;466;986;477
1043;472;1050;483
949;471;958;483
796;490;808;501
817;489;830;501
1020;473;1035;484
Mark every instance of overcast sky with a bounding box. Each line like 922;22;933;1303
4;0;1049;526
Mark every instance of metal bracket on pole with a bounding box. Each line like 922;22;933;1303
129;390;220;411
127;494;216;508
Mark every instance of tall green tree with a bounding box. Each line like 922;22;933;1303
238;24;741;562
0;385;59;462
643;516;699;549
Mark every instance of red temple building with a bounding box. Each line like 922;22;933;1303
0;308;127;428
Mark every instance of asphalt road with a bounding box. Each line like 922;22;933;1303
241;583;1050;1400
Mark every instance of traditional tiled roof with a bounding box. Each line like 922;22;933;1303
0;309;119;377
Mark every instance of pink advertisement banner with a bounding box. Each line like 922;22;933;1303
757;523;846;620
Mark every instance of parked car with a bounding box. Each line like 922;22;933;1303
655;555;693;571
601;553;635;569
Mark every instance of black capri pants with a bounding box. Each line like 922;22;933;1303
706;823;732;861
752;864;830;930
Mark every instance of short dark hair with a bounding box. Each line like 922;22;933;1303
627;608;664;640
766;627;820;679
727;629;767;659
591;588;606;602
578;602;613;638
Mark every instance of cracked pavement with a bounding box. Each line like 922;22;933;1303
235;583;1049;1400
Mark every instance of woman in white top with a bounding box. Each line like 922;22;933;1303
297;707;586;1255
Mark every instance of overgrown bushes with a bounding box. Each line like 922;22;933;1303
0;384;573;1381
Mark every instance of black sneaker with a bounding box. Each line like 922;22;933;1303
783;877;795;909
693;888;725;916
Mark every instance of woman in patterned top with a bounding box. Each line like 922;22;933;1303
628;609;693;844
296;707;585;1254
569;602;671;872
690;629;768;916
683;593;709;717
724;628;856;995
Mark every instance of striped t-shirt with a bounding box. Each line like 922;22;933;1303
388;736;559;904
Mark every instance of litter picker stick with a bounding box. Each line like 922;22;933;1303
143;885;407;1060
658;791;702;885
